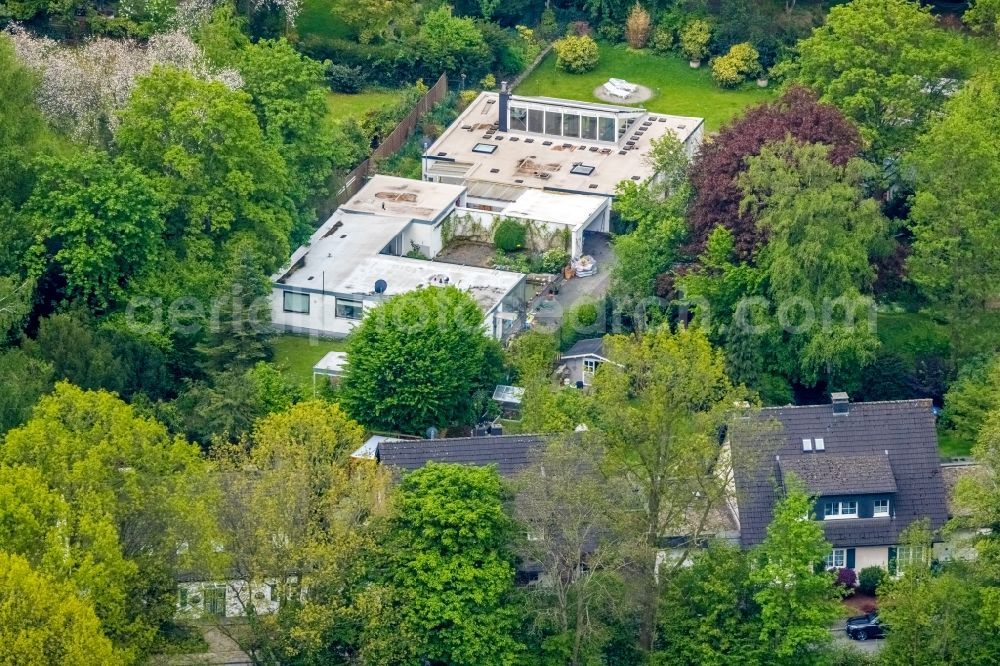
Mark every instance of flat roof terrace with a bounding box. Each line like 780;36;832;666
424;92;704;197
341;175;466;223
335;255;524;312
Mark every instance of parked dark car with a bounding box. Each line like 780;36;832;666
846;613;886;641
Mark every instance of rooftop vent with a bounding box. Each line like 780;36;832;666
524;138;534;143
832;392;850;415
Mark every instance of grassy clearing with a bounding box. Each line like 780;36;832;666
326;89;407;124
875;311;951;363
938;426;974;459
273;334;348;386
296;0;353;41
516;43;775;131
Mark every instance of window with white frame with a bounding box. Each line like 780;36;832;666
896;545;927;572
874;499;890;517
335;297;364;320
823;500;858;519
583;358;599;380
825;548;846;568
283;291;309;314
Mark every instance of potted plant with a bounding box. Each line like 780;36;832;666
680;19;711;68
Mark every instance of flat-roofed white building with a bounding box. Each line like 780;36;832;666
422;89;704;210
271;192;526;339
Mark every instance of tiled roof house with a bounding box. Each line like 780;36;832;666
375;434;545;477
731;393;949;573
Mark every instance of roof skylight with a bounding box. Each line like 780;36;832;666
570;163;595;176
473;143;498;154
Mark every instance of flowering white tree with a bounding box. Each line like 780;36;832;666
6;24;242;143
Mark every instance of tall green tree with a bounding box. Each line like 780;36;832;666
655;543;764;666
0;349;52;435
750;478;840;664
0;33;49;211
236;39;346;234
782;0;961;160
412;5;489;77
116;67;295;270
197;244;274;373
740;139;886;388
0;552;124;666
24;150;163;310
362;463;523;665
2;383;221;658
906;69;1000;358
591;325;746;653
513;436;641;665
966;0;1000;37
340;286;503;435
213;400;390;663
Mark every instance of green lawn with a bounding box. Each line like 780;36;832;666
296;0;353;41
516;43;775;131
273;334;347;386
938;426;974;459
326;89;407;123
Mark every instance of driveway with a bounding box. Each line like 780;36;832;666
831;624;885;655
528;232;615;332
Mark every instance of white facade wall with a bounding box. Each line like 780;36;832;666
400;221;445;258
853;545;889;571
271;287;372;339
177;579;290;619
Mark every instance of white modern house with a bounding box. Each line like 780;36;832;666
270;176;526;340
422;87;704;211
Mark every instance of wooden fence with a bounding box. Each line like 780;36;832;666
322;73;449;216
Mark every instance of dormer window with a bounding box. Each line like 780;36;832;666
874;499;890;517
823;500;858;519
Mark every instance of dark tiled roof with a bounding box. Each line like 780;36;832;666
778;453;898;495
562;337;605;359
731;399;948;548
376;434;544;476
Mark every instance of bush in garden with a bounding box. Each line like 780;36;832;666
325;63;364;93
553;35;600;74
835;567;858;590
479;73;496;90
539;8;558;40
625;2;652;49
680;19;711;62
651;24;675;54
857;566;886;596
494;219;527;251
568;21;592;37
597;22;624;43
711;42;761;87
540;249;570;273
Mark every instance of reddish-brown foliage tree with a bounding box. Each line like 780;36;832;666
686;86;862;261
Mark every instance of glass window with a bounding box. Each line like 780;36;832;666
874;499;889;517
528;108;544;133
825;548;846;568
897;545;926;572
178;588;188;607
283;291;309;314
842;501;858;516
570;164;595;176
563;113;580;138
335;298;364;320
824;501;858;519
472;142;497;154
598;117;615;142
581;115;598;140
510;106;527;132
545;110;562;136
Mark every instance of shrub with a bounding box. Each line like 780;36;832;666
857;566;886;596
494;219;527;251
325;62;364;93
680;19;711;62
625;2;652;49
480;73;497;90
458;89;479;109
568;21;592;37
553;35;600;74
651;24;675;54
835;567;858;591
539;8;558;40
597;22;624;43
540;249;570;273
711;42;761;87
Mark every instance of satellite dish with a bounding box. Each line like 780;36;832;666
426;426;438;440
374;279;387;294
